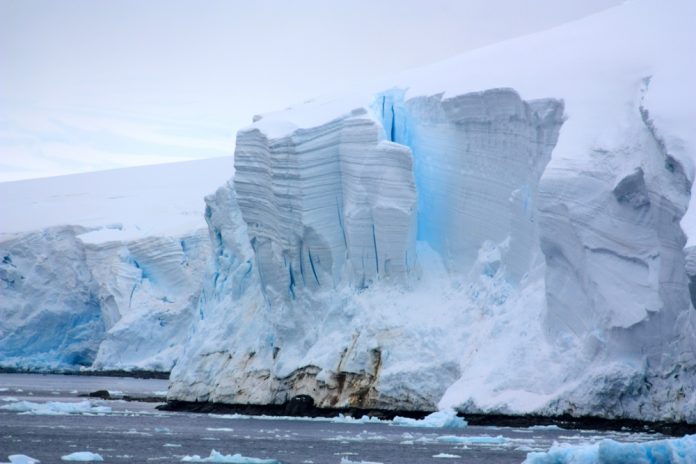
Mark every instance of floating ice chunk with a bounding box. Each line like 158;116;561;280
61;452;104;462
206;427;235;432
181;450;280;463
437;435;506;445
1;400;111;415
529;425;564;431
523;434;696;463
339;459;383;464
331;414;385;424
392;409;467;428
432;454;461;459
164;444;182;448
524;435;696;464
2;456;40;464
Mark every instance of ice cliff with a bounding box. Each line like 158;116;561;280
169;0;696;422
0;158;233;371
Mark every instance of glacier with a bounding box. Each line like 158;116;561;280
0;158;233;372
168;0;696;423
2;0;696;426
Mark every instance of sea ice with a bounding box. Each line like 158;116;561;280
0;400;111;415
180;450;280;463
436;435;506;445
523;434;696;463
1;456;40;464
392;409;467;428
60;452;104;462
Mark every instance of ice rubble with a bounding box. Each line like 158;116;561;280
180;450;280;464
169;0;696;422
0;157;232;371
0;400;112;415
523;434;696;464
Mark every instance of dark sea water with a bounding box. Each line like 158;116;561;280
0;374;664;464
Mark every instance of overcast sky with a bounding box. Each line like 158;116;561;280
0;0;621;182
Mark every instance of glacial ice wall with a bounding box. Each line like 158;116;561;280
0;226;209;372
168;89;569;411
379;88;564;280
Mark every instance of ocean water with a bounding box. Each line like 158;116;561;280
0;374;667;464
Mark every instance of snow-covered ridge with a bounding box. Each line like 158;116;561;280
169;0;696;422
0;157;233;371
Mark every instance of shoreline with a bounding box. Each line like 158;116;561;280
159;398;696;437
0;367;170;380
3;370;694;437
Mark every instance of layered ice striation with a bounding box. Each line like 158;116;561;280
234;108;417;296
377;88;563;280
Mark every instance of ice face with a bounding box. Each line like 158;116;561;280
0;225;209;372
377;88;563;281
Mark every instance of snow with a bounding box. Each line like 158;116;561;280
60;452;104;462
0;156;233;242
523;434;696;464
167;0;696;424
0;400;111;415
180;450;280;464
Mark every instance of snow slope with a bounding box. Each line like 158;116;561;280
169;0;696;422
0;157;233;371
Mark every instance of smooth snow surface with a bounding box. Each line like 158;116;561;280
60;452;104;462
168;0;696;423
180;450;280;464
523;434;696;464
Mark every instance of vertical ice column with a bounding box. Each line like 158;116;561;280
233;110;417;301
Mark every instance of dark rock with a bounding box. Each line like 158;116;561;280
284;395;316;416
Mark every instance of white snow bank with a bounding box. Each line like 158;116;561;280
392;409;467;428
0;400;111;415
1;456;40;464
60;452;104;462
523;434;696;464
181;450;280;464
